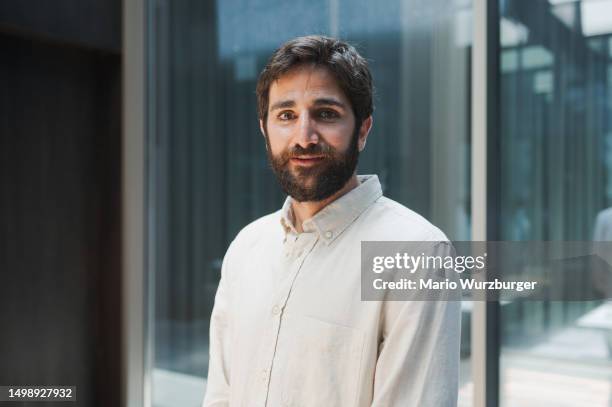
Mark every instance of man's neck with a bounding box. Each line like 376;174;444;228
291;174;360;233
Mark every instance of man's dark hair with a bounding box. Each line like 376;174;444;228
256;35;373;129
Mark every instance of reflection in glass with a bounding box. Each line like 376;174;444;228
499;0;612;405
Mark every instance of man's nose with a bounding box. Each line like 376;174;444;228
294;112;319;149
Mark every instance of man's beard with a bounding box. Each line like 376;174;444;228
264;127;360;202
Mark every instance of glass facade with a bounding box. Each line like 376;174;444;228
146;0;473;405
498;0;612;405
141;0;612;405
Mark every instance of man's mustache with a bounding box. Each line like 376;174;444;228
280;144;334;164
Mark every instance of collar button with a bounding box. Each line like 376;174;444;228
324;230;333;239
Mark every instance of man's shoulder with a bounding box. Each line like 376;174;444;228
360;195;448;242
229;210;283;251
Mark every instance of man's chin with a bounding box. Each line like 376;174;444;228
279;174;324;202
288;176;318;192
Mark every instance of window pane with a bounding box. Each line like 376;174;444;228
499;0;612;405
147;0;473;405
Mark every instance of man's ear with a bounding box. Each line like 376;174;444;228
358;115;373;152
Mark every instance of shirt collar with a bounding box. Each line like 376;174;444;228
279;174;383;245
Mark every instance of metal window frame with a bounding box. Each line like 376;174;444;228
122;0;150;407
472;0;500;406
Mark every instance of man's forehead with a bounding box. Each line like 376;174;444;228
268;65;346;103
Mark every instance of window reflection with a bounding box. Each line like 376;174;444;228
500;0;612;405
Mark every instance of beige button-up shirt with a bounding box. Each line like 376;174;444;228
202;174;461;407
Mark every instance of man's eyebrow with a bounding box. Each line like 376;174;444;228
313;98;346;109
269;100;295;111
268;97;347;112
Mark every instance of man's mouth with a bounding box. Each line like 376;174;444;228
289;155;326;166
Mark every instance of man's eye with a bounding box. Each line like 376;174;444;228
319;110;339;120
278;111;295;121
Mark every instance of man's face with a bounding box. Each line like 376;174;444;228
261;64;371;202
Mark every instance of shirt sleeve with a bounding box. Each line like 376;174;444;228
371;242;462;407
202;243;235;407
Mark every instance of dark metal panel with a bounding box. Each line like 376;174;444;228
487;0;501;406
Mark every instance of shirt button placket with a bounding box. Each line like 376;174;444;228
272;305;281;316
262;237;314;406
260;303;283;405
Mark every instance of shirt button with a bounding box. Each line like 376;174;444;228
272;305;281;315
325;230;333;239
261;368;268;380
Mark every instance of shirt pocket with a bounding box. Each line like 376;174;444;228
279;313;365;407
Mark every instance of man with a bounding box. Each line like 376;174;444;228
202;35;461;407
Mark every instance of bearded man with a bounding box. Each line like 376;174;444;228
202;35;461;407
